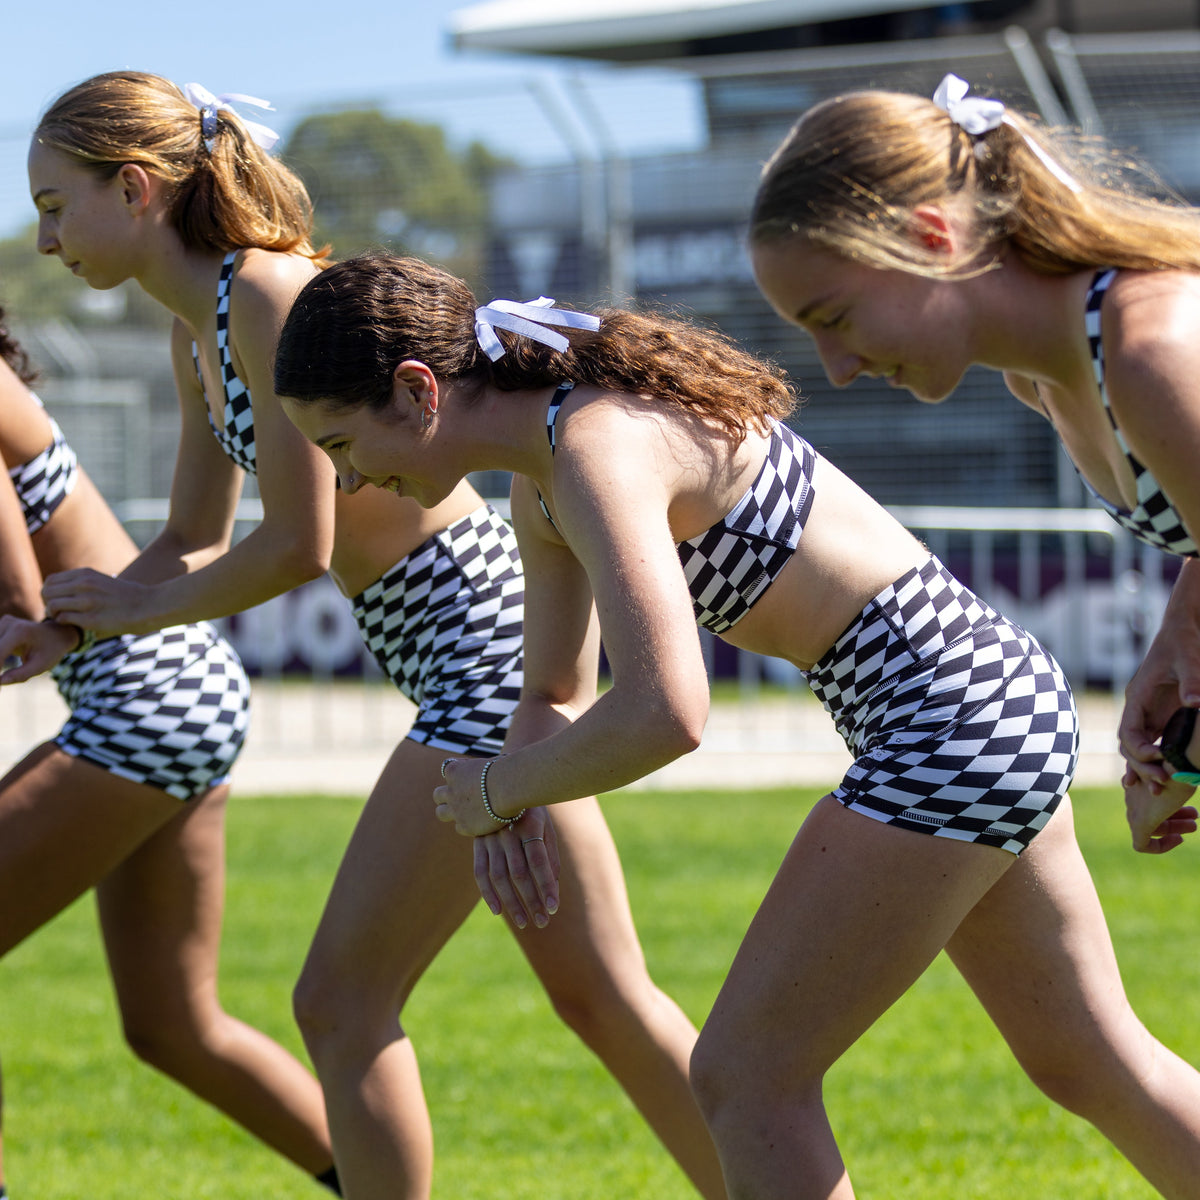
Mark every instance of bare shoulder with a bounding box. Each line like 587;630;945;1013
1104;270;1200;356
0;357;54;460
554;389;679;489
556;386;675;452
1103;270;1200;430
230;249;320;318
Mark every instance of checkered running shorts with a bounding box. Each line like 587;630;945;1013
51;622;251;802
804;557;1078;854
351;505;524;756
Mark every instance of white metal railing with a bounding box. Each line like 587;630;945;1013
42;503;1177;760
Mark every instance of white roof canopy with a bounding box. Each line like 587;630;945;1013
451;0;977;54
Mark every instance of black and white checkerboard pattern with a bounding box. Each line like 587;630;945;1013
51;622;251;801
9;413;78;535
678;422;816;634
1081;268;1197;557
192;251;257;474
351;505;524;756
805;557;1078;854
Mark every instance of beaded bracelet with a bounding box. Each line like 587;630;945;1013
479;757;526;827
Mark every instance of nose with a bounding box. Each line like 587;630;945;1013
338;468;363;494
813;333;862;388
36;220;57;256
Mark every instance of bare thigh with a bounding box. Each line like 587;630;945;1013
0;743;181;957
699;795;1014;1087
96;784;230;1027
299;738;488;1014
302;740;653;1015
946;796;1147;1074
511;797;656;1001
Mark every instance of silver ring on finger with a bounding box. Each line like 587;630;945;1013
521;836;545;846
441;758;454;778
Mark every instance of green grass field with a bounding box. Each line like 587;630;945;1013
1;784;1197;1198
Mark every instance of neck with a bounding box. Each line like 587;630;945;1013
132;228;227;333
447;383;558;485
970;255;1095;386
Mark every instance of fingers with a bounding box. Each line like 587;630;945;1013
473;827;541;929
472;810;560;931
1145;807;1200;855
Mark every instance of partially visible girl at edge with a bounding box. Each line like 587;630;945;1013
273;249;1200;1200
748;73;1200;854
0;313;339;1194
2;71;725;1200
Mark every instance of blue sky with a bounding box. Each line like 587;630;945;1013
0;0;704;239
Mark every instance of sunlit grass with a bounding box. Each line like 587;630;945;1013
0;785;1194;1197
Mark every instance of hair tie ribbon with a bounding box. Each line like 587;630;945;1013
182;82;280;153
474;297;601;362
932;73;1081;193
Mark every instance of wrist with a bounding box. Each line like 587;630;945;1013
41;616;95;654
479;757;526;827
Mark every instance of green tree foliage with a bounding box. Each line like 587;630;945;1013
282;108;508;279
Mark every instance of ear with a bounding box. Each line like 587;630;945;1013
393;359;438;413
910;205;953;253
115;162;155;215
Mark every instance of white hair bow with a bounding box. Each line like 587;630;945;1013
182;82;280;153
931;73;1081;193
932;73;1005;136
474;296;601;362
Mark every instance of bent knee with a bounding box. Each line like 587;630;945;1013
292;961;344;1042
293;954;408;1051
691;1020;825;1129
120;1011;210;1075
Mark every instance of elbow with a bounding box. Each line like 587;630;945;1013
272;535;332;588
650;693;708;758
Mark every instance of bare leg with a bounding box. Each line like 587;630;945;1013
690;795;1013;1200
97;784;336;1176
947;795;1200;1200
512;798;724;1199
295;739;723;1200
0;744;181;955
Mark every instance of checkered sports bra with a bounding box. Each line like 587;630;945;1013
1080;268;1197;556
9;399;78;535
192;250;257;475
540;382;817;634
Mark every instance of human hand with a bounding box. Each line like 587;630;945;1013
472;808;560;929
434;756;525;837
0;615;79;683
1124;763;1198;853
42;568;148;637
1119;592;1200;788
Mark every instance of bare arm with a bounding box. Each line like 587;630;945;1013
43;255;336;633
1104;276;1200;785
0;369;48;620
437;403;710;832
461;474;603;925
